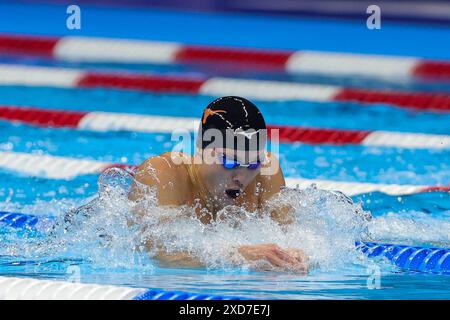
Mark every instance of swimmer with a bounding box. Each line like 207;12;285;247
128;96;309;273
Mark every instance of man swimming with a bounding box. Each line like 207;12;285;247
128;96;309;273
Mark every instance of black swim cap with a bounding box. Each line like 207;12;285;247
196;96;267;152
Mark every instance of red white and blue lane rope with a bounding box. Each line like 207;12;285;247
0;64;450;112
1;33;450;82
0;105;449;149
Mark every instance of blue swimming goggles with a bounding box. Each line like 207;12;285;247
220;154;261;170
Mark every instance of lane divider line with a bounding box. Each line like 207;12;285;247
1;33;450;81
0;105;449;149
0;151;448;196
0;64;449;112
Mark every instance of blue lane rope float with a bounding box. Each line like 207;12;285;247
1;211;449;275
133;289;244;300
356;241;450;274
0;211;40;229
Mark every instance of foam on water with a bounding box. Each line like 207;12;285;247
368;211;450;247
0;168;364;272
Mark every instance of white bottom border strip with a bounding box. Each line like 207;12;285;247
0;276;144;300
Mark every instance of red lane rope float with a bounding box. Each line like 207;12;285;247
0;34;58;57
421;186;450;193
269;125;370;144
413;61;450;81
333;88;450;112
0;106;87;128
78;73;205;93
175;45;292;70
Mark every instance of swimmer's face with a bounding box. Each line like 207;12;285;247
200;148;264;202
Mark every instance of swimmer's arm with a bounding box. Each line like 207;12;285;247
153;243;309;272
236;244;309;273
152;248;205;268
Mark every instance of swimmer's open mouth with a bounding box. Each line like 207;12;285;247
225;189;241;199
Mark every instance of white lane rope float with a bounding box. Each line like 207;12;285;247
0;276;244;300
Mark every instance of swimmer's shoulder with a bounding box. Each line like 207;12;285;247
134;152;191;188
130;153;191;206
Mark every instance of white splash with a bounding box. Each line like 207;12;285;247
4;168;447;274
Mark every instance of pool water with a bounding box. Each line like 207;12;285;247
0;1;450;300
1;82;449;299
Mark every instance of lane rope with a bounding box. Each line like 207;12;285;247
0;275;244;300
0;64;449;112
1;33;449;81
1;105;449;149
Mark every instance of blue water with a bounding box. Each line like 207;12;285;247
1;87;449;300
0;2;450;300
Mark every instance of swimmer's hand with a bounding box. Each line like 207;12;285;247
237;244;309;273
